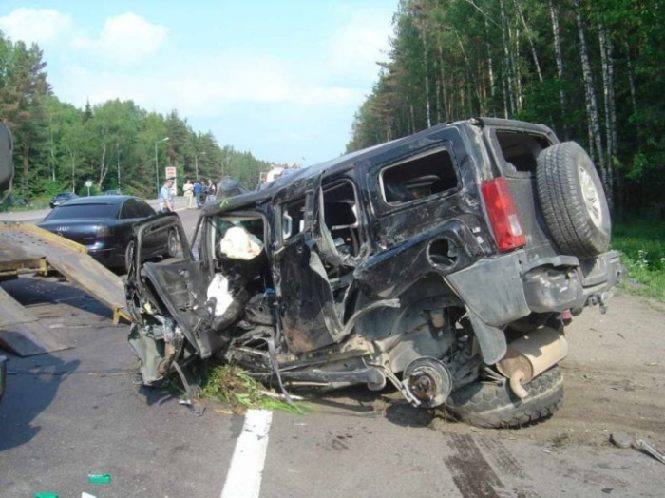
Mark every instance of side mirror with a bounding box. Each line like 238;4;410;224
0;124;13;193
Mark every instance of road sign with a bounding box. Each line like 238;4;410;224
164;166;177;179
164;166;178;195
84;180;92;187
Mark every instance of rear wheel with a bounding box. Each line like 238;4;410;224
536;142;611;257
166;229;179;258
444;366;563;428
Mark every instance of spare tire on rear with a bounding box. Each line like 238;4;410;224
536;142;611;257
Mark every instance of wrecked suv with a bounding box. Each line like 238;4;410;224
126;118;621;428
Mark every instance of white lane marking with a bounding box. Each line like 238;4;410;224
221;409;273;498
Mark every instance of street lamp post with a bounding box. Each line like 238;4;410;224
154;137;169;198
116;143;121;190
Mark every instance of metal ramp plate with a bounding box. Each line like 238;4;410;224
0;222;129;323
0;285;69;356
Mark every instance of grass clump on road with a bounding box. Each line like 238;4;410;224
200;364;309;415
613;218;665;301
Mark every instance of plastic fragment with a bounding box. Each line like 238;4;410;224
87;473;111;485
34;493;59;498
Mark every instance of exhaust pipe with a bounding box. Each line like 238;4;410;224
498;326;568;399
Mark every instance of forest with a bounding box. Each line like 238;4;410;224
0;32;271;204
348;0;664;216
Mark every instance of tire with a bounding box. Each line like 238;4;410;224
536;142;611;257
445;366;563;429
124;240;135;274
166;229;179;258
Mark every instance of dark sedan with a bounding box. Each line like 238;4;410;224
49;191;78;208
38;196;178;272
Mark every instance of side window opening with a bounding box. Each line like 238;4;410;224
495;130;550;172
381;148;457;204
321;179;361;258
121;200;139;219
281;197;306;241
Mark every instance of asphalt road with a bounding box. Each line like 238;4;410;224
1;209;664;497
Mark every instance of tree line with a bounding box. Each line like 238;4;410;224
0;32;271;201
347;0;664;215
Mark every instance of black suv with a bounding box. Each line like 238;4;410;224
126;118;621;427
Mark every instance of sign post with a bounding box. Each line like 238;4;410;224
164;166;177;195
84;180;92;197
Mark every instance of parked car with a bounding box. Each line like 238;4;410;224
126;118;621;428
49;192;78;208
102;189;122;196
39;195;179;272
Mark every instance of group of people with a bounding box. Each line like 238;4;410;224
182;179;217;209
159;177;247;213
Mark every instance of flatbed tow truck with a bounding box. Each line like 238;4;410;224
0;124;128;360
0;221;129;356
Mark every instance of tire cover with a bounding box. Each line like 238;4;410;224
536;142;611;257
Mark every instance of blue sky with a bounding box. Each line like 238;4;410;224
0;1;396;164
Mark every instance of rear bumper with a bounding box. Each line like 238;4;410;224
445;250;622;363
447;249;622;322
87;243;124;268
523;250;622;313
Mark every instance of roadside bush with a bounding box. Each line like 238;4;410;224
613;218;665;301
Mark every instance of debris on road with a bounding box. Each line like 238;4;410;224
610;432;665;464
200;364;306;415
33;492;59;498
87;473;111;485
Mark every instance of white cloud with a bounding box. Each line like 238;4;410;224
0;8;72;46
73;12;167;64
327;10;392;80
56;52;362;118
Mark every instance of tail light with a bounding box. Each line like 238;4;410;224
481;177;525;252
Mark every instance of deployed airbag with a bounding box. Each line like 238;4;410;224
218;226;263;260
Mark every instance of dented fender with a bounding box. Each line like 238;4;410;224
353;218;484;299
445;251;530;364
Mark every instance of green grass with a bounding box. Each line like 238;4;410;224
613;218;665;301
200;364;310;415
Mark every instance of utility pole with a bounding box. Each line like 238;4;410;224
155;137;169;198
116;142;121;190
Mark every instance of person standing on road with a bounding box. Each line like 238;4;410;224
159;178;175;212
193;180;202;208
183;179;194;208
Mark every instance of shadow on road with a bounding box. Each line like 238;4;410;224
0;348;80;450
1;277;113;321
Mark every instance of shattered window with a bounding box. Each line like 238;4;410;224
380;149;457;205
495;131;550;172
322;180;361;257
281;198;306;241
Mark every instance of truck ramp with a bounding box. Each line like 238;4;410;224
0;222;129;356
